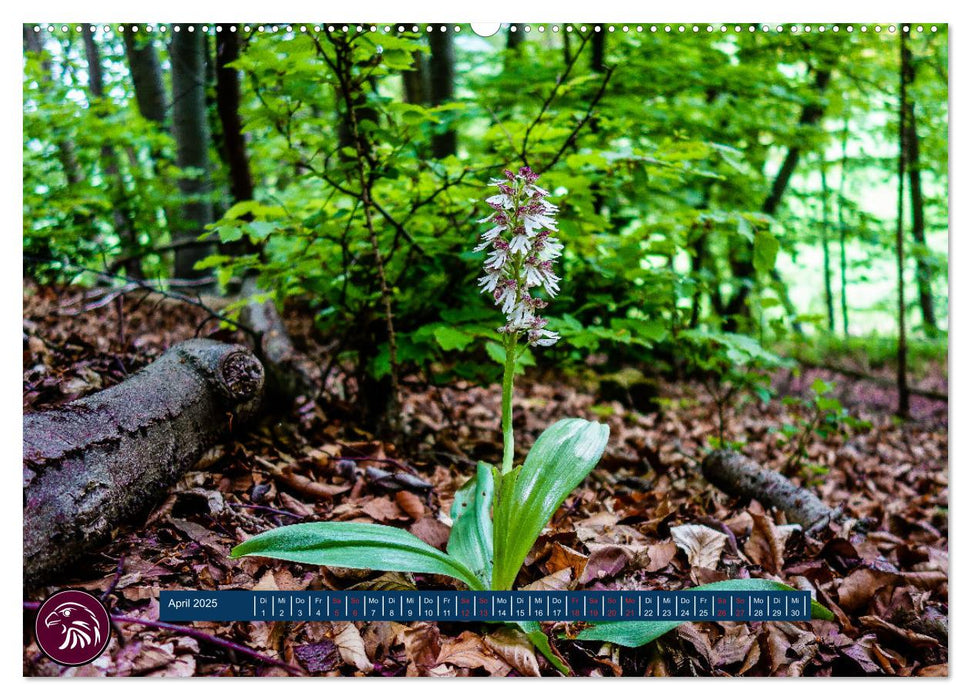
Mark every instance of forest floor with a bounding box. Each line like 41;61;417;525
23;283;948;677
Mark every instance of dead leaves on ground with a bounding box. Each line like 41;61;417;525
22;284;948;677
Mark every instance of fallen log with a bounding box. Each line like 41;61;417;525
23;339;264;585
240;276;317;401
701;449;841;532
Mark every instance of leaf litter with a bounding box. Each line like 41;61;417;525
23;285;947;676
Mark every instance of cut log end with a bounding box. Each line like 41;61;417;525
23;339;265;586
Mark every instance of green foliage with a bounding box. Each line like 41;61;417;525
679;329;790;446
446;462;495;587
24;30;181;280
573;579;834;647
230;521;487;591
491;418;610;590
776;378;871;477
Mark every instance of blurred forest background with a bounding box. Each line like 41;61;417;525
23;23;948;425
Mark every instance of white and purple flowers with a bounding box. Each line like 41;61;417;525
476;167;562;347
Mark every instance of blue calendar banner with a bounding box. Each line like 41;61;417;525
160;589;811;622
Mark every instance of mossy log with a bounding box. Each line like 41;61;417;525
23;340;264;585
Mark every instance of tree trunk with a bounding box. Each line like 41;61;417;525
212;28;315;401
819;155;835;332
23;340;264;585
123;27;168;125
724;67;833;325
701;450;840;532
82;26;141;278
896;28;911;419
428;26;456;158
590;28;606;73
402;37;429;106
902;34;939;337
23;27;84;187
215;25;254;204
506;24;525;52
170;24;215;282
837;118;851;338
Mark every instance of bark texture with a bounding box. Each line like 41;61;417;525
428;27;456;158
23;340;264;585
701;450;840;531
170;25;215;281
239;277;317;401
123;27;168;125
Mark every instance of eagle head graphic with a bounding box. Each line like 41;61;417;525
44;602;102;651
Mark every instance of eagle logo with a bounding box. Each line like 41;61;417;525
34;589;111;666
44;602;102;651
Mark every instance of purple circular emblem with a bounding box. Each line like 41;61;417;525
34;589;111;666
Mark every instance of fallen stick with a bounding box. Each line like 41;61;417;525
23;339;264;586
701;449;841;532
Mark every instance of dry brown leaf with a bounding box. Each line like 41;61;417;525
395;490;426;520
484;627;541;677
671;523;728;570
332;622;374;673
437;630;512;676
522;567;573;591
545;543;588;578
710;624;757;668
580;545;630;583
401;622;441;668
645;540;678;572
362;496;405;523
859;615;941;647
838;567;900;612
408;516;451;549
743;511;786;574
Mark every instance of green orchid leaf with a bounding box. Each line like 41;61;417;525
446;462;495;588
231;522;486;591
515;620;571;676
572;579;834;647
492;418;610;589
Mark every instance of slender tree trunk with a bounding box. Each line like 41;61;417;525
689;222;708;329
562;24;571;67
215;25;254;204
837;118;851;338
589;29;607;214
428;26;456;158
724;67;833;326
82;26;141;278
507;24;525;52
590;28;606;73
402;46;428;105
23;27;84;186
123;27;168;124
819;155;835;332
901;33;938;337
895;28;911;419
170;24;215;283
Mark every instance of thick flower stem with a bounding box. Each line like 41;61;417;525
500;337;517;475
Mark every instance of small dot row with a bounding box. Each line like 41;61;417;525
32;24;941;35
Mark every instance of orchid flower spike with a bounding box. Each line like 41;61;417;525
476;166;562;347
